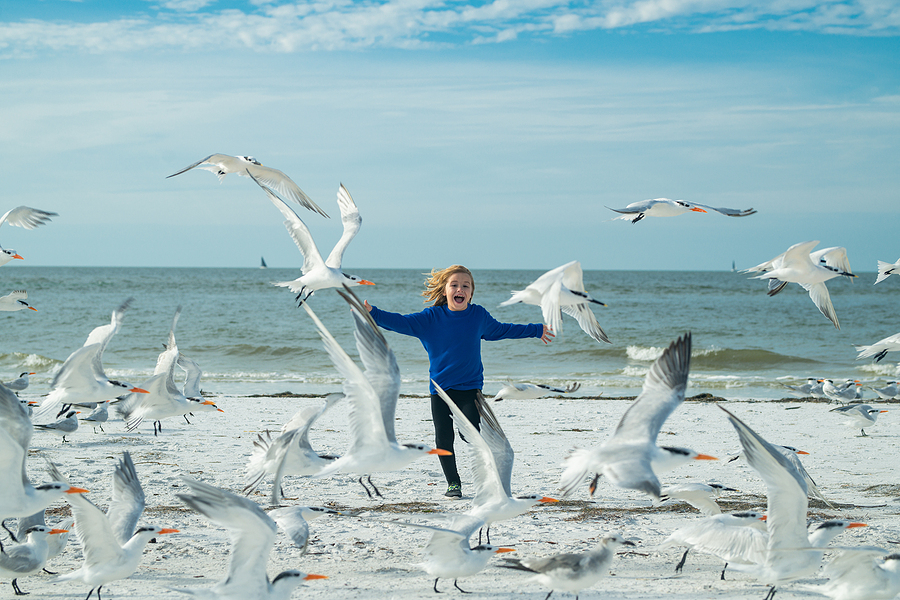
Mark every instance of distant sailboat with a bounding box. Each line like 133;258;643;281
260;256;268;269
731;260;736;272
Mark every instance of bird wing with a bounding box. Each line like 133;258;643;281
324;184;362;269
777;240;821;272
250;172;324;275
245;163;328;218
155;308;184;397
690;203;757;217
561;304;610;344
0;382;32;457
66;490;127;567
83;297;133;361
338;287;401;441
822;547;889;580
559;261;587;293
718;406;809;556
268;507;311;553
107;452;146;547
301;302;389;452
177;478;276;589
812;246;852;276
475;391;514;497
177;353;203;398
801;281;839;329
433;383;510;505
606;200;654;214
165;154;219;178
0;206;58;230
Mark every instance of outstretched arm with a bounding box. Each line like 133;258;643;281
541;324;555;345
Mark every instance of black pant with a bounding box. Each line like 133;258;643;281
430;388;481;487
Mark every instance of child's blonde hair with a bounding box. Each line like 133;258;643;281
422;265;474;306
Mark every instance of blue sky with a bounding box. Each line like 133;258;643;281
1;1;898;271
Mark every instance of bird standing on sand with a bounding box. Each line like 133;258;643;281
500;534;634;600
4;372;34;394
0;524;69;595
34;410;79;442
829;404;887;437
0;206;57;266
607;198;756;223
252;173;374;306
166;153;328;217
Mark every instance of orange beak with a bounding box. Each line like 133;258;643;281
690;207;707;213
880;410;888;413
13;254;23;260
429;448;453;456
760;515;768;521
847;522;867;528
540;497;559;503
495;547;517;554
693;454;718;461
358;280;375;285
131;387;150;394
65;486;90;494
49;528;69;535
28;306;37;311
158;528;180;535
796;450;810;455
304;574;328;580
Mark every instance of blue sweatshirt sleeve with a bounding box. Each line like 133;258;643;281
479;307;543;341
368;305;431;338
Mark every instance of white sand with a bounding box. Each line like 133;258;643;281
13;392;900;600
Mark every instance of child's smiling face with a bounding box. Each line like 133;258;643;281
444;273;473;311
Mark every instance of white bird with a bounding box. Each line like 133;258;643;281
115;307;223;435
870;381;900;400
875;258;900;285
175;352;203;399
52;453;177;599
379;514;515;593
243;394;342;506
0;206;57;266
607;198;756;223
779;378;822;398
0;291;37;312
34;409;79;442
433;382;557;544
657;482;738;516
499;261;609;344
252;173;374;306
559;333;717;499
822;379;861;403
807;547;900;600
4;372;35;394
728;444;833;508
718;404;867;599
173;477;327;600
0;524;69;595
661;510;768;577
856;332;900;363
268;505;340;554
500;534;634;600
16;510;75;567
746;241;856;329
34;298;149;420
166;153;328;217
81;400;109;433
305;287;450;498
0;383;89;523
492;381;581;401
830;403;887;437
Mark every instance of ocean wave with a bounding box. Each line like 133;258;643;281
857;362;900;377
625;345;819;369
0;352;61;372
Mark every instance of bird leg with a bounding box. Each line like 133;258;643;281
859;429;868;437
366;475;383;498
763;586;777;600
153;421;162;436
183;414;192;424
433;578;442;593
62;435;69;443
453;579;470;594
720;562;728;580
11;578;27;596
588;474;601;496
42;568;58;575
2;519;20;543
358;477;380;499
543;591;554;600
674;549;689;573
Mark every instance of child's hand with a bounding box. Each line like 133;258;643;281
364;300;373;313
541;325;555;344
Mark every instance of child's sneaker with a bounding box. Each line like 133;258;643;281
444;483;462;498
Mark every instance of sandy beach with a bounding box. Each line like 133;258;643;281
10;390;899;600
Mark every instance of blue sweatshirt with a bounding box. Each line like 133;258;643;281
369;304;543;394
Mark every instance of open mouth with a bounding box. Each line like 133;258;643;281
453;294;467;304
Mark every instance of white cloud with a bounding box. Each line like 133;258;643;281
0;0;897;58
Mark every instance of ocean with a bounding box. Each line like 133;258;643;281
1;266;897;400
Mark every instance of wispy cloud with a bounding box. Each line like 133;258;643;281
0;0;896;58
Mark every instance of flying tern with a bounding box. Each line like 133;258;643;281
0;383;89;523
829;404;887;437
718;405;867;599
0;291;36;312
174;477;327;600
0;524;68;595
875;258;900;285
305;287;450;498
728;444;833;508
746;241;856;329
268;505;340;554
607;198;756;223
166;153;328;217
34;298;149;420
807;547;900;600
492;381;580;401
251;172;373;306
378;514;514;593
433;382;557;544
0;206;57;266
500;534;634;599
559;333;717;499
244;394;342;506
499;260;609;344
856;332;900;363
